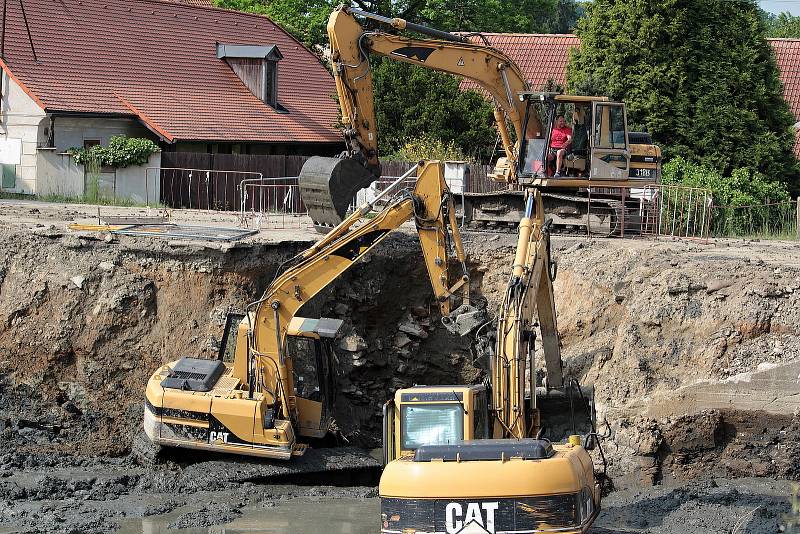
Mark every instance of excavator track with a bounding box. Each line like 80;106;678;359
463;190;626;237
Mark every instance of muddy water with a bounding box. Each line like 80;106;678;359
116;497;379;534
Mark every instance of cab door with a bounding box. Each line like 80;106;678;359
590;102;630;180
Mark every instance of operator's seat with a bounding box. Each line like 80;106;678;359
564;120;589;175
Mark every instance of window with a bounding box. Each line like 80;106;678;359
217;43;283;109
83;139;100;148
217;313;245;363
520;101;548;175
594;104;626;149
1;164;15;189
264;60;277;107
401;404;464;450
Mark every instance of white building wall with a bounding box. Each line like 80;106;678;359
115;152;161;204
0;71;161;196
36;150;84;197
0;71;46;193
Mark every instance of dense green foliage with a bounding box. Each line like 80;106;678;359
67;136;160;168
216;0;337;49
567;0;798;191
213;0;582;49
388;134;470;162
663;156;789;206
373;60;495;160
662;156;792;236
765;11;800;38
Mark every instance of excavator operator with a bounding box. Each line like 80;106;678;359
550;114;572;177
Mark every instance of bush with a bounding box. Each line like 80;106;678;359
67;136;159;168
662;156;792;237
388;135;470;163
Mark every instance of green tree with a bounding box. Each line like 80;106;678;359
213;0;581;49
567;0;798;190
765;11;800;38
372;60;496;160
212;0;338;48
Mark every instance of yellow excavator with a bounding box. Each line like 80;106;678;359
143;161;484;459
298;6;661;235
379;188;603;534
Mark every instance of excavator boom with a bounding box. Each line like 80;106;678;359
300;6;530;230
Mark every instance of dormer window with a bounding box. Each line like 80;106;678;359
217;43;284;109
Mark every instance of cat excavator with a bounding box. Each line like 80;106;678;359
380;188;603;534
142;161;484;459
298;6;661;235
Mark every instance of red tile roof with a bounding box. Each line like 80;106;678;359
462;34;800;156
0;0;339;144
461;33;579;92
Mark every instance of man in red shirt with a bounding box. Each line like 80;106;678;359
549;115;572;177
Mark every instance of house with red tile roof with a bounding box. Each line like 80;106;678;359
0;0;339;196
462;34;800;156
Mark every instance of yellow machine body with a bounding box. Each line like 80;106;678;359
316;6;662;234
380;384;599;534
380;447;598;534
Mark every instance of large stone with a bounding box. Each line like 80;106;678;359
662;411;722;453
70;276;86;289
338;333;367;352
394;333;412;348
398;321;427;339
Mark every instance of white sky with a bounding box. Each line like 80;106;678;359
760;0;800;16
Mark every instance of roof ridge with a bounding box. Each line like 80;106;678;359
767;37;800;43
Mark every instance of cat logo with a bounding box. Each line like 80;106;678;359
457;57;465;66
445;502;499;534
209;431;229;443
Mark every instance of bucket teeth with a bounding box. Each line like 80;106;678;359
298;157;378;233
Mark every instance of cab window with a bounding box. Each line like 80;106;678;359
401;404;464;450
594;104;626;149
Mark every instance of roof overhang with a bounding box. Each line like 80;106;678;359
216;43;283;61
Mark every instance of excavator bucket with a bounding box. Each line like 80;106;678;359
535;384;595;443
298;156;378;232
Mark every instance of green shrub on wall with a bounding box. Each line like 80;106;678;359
387;135;471;163
67;136;159;168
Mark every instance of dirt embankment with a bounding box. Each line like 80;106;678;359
0;216;799;487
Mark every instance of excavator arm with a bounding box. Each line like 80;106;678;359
493;190;562;439
491;189;596;442
242;161;483;424
300;6;531;229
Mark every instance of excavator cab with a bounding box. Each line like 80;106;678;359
382;385;489;464
518;92;662;187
